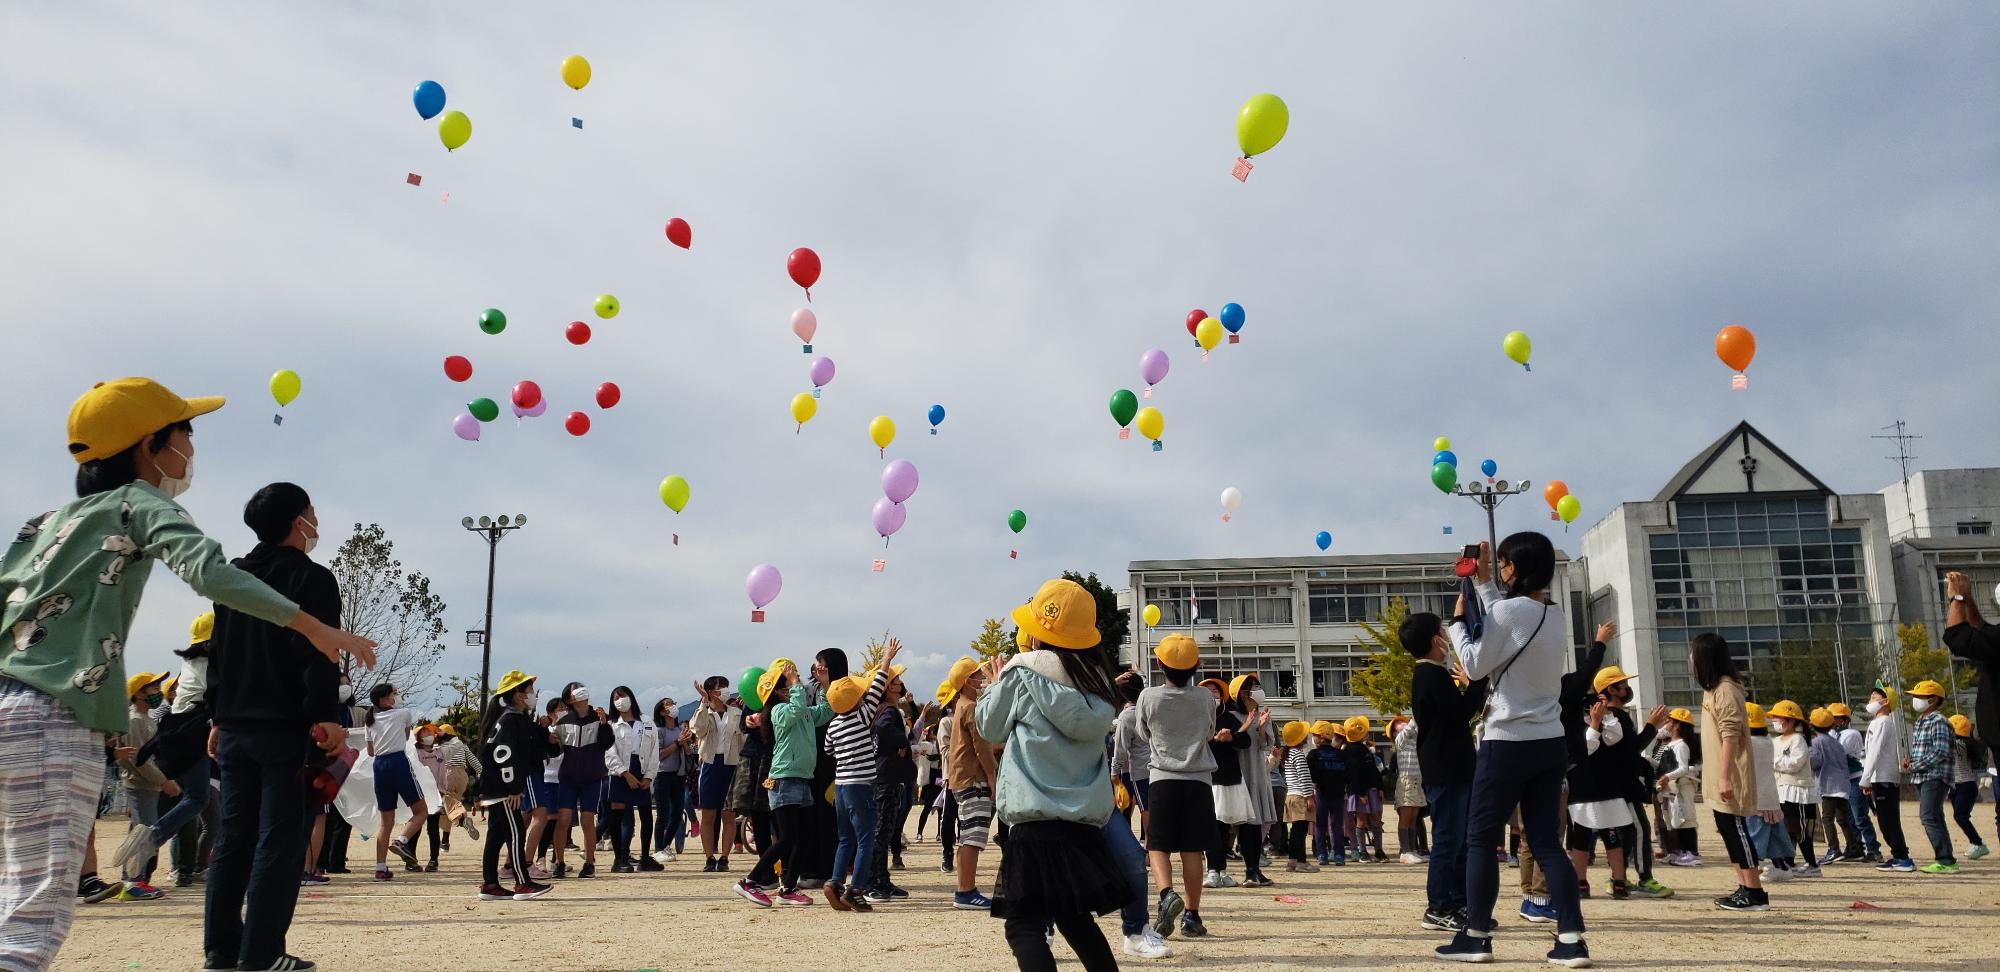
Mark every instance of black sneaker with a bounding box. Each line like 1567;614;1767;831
77;875;121;904
1609;880;1628;900
1179;910;1208;938
553;862;570;879
1154;888;1185;938
1422;908;1466;932
702;858;717;873
886;883;909;899
715;857;730;872
578;862;596;878
1576;880;1591;899
201;953;234;971
238;956;317;971
1547;939;1593;968
637;857;664;872
1715;887;1768;912
611;860;635;874
1435;931;1494;963
893;855;906;871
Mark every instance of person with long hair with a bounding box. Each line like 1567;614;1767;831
1656;709;1702;867
1202;677;1252;890
976;579;1126;972
1435;535;1589;967
689;675;742;872
364;683;430;881
650;698;688;862
1690;632;1765;911
605;686;661;873
523;698;562;879
474;670;552;901
552;682;612;878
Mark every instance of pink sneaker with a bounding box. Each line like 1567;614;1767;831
734;879;773;907
529;863;552;881
775;889;814;906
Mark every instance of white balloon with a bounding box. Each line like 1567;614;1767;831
1220;486;1243;512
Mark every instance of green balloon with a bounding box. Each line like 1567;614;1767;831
479;308;507;335
1007;509;1027;534
1431;460;1457;494
1109;389;1138;427
739;666;768;712
468;398;500;422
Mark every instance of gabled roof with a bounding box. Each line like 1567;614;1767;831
1652;421;1834;502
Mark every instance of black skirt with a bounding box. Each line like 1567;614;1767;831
990;819;1131;920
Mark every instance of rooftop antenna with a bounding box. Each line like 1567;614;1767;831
1873;420;1922;536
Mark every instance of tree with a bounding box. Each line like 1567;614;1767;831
861;630;892;670
1061;570;1130;672
1897;622;1969;716
1761;638;1847;710
435;672;484;739
328;523;449;705
1350;596;1414;717
971;618;1014;662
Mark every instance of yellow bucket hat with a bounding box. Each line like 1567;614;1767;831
67;377;225;463
1745;701;1768;730
1809;707;1833;730
1310;719;1339;739
755;668;789;708
1668;707;1695;725
936;657;981;706
1909;679;1946;699
1590;665;1633;694
161;676;178;696
1343;715;1370;741
493;669;536;697
1950;714;1972;738
1198;677;1229;699
189;611;215;645
1826;702;1852;718
1227;674;1258;702
1154;633;1200;671
1016;627;1033;651
1281;720;1309;747
1766;700;1805;723
1010;578;1101;650
125;671;166;700
828;673;872;714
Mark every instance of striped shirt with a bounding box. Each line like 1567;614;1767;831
1283;746;1313;797
827;668;890;786
441;737;482;776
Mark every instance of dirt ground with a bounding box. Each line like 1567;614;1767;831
57;805;2000;972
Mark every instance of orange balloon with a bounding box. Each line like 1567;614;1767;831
1715;324;1756;373
1544;480;1569;511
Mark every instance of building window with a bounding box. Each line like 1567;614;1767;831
1309;647;1367;699
1199;642;1298;699
1308;583;1383;624
1959;522;1992;536
1144;584;1290;626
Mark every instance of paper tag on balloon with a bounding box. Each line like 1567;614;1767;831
1221;513;1231;523
406;173;422;186
872;559;885;573
672;534;679;546
1550;511;1559;521
1152;440;1163;452
1201;350;1210;362
812;388;821;399
1731;373;1747;390
1228;334;1240;344
1118;428;1130;441
272;414;283;427
571;117;583;129
1232;157;1254;182
1009;550;1017;560
440;192;449;203
929;428;937;435
1142;387;1151;399
802;344;812;353
750;611;765;623
1442;526;1453;535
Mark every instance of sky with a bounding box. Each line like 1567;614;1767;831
2;3;1995;714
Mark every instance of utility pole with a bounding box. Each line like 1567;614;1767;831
1873;420;1922;537
1451;478;1534;577
461;513;528;703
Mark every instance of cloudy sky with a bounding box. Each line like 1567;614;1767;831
3;3;1994;711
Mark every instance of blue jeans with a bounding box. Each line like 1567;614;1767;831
1846;777;1879;855
1425;781;1471;914
1102;814;1148;936
831;783;878;891
652;772;687;853
203;730;313;970
1917;778;1954;865
154;756;212;844
1464;737;1582;935
122;788;161;882
1746;813;1796;862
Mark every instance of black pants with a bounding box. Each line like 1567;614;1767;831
1287;821;1309;861
203;730;312;970
1207;822;1230;872
800;778;837;880
318;812;351;871
870;781;906;890
1629;801;1654;882
917;782;942;837
1870;783;1909;860
940;790;959;868
1003;913;1118;972
484;802;530;887
750;803;806;889
424;812;442;864
1820;796;1858;857
1781;801;1818;864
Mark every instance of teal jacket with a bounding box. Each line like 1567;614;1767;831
974;651;1116;826
766;689;833;781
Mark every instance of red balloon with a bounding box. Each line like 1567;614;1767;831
665;218;692;250
595;382;621;409
787;247;821;293
443;355;472;382
511;380;542;410
566;321;591;345
565;411;591;436
1185;309;1206;337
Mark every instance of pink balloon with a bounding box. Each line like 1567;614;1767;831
746;563;783;609
791;308;817;344
882;459;919;504
809;356;836;388
1140;348;1170;387
872;497;907;538
512;398;548;419
452;413;480;442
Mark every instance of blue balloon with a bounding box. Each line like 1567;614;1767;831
1434;450;1458;468
1480;458;1497;478
928;404;946;427
413;80;446;120
1219;302;1246;333
1314;530;1332;551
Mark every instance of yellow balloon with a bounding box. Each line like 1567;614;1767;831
1135;406;1164;442
869;415;896;451
1236;93;1290;158
560;54;592;90
1142;603;1161;627
659;475;690;513
269;369;301;408
1433;437;1451;453
1557;494;1582;524
437;110;472;151
790;392;817;427
1196;317;1223;351
1503;330;1532;369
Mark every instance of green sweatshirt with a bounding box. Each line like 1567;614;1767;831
2;482;300;734
766;690;833;781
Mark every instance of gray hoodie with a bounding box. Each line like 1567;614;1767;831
1135;683;1218;783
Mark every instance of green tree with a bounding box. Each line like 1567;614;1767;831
971;617;1014;661
435;672;484;739
1762;638;1847;710
1061;570;1130;672
861;629;892;670
1350;597;1414;717
328;523;449;705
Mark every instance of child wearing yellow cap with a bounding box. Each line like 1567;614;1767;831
1905;681;1958;873
1279;721;1318;872
1862;685;1914;871
1655;709;1702;867
1135;632;1216;942
1766;702;1822;878
112;670;172;899
1341;716;1385;864
1945;714;1989;860
1807;708;1859;865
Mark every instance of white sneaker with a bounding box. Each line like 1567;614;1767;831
653;850;674;864
1790;863;1822;878
1759;863;1793;882
1399;852;1426;865
1123;930;1172;959
1201;870;1221;888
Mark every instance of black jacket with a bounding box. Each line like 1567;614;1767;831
479;708;550;800
1343;740;1382;794
207;543;343;732
555;708;612;785
1945;622;2000;749
1568;706;1639;806
1208;709;1253;786
1559;641;1608;768
1411;659;1488;786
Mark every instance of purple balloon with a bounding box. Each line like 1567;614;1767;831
809;356;836;388
1140;348;1170;387
882;459;919;504
746;563;783;609
872;497;907;538
513;398;548;419
452;413;481;442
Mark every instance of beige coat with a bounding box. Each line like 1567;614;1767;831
1700;678;1755;817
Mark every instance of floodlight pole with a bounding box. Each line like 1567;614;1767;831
462;514;527;703
1451;479;1533;576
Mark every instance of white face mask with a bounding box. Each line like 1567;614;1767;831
1911;697;1931;713
157;445;194;499
418;734;433;746
337;685;354;703
1250;688;1267;705
1866;700;1883;715
613;697;632;713
571;688;591;706
299;517;320;555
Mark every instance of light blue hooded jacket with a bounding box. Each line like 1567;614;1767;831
974;650;1117;826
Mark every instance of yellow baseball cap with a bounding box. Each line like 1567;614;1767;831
493;669;536;697
1668;707;1695;725
1745;701;1768;730
1767;700;1805;723
1010;578;1101;650
1909;679;1946;699
1281;721;1309;747
1154;633;1199;671
125;671;166;699
189;611;214;644
1826;702;1852;718
1950;714;1972;738
1591;665;1633;694
936;657;981;706
67;378;224;463
1809;707;1833;730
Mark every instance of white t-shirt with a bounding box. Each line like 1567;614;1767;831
369;707;414;755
